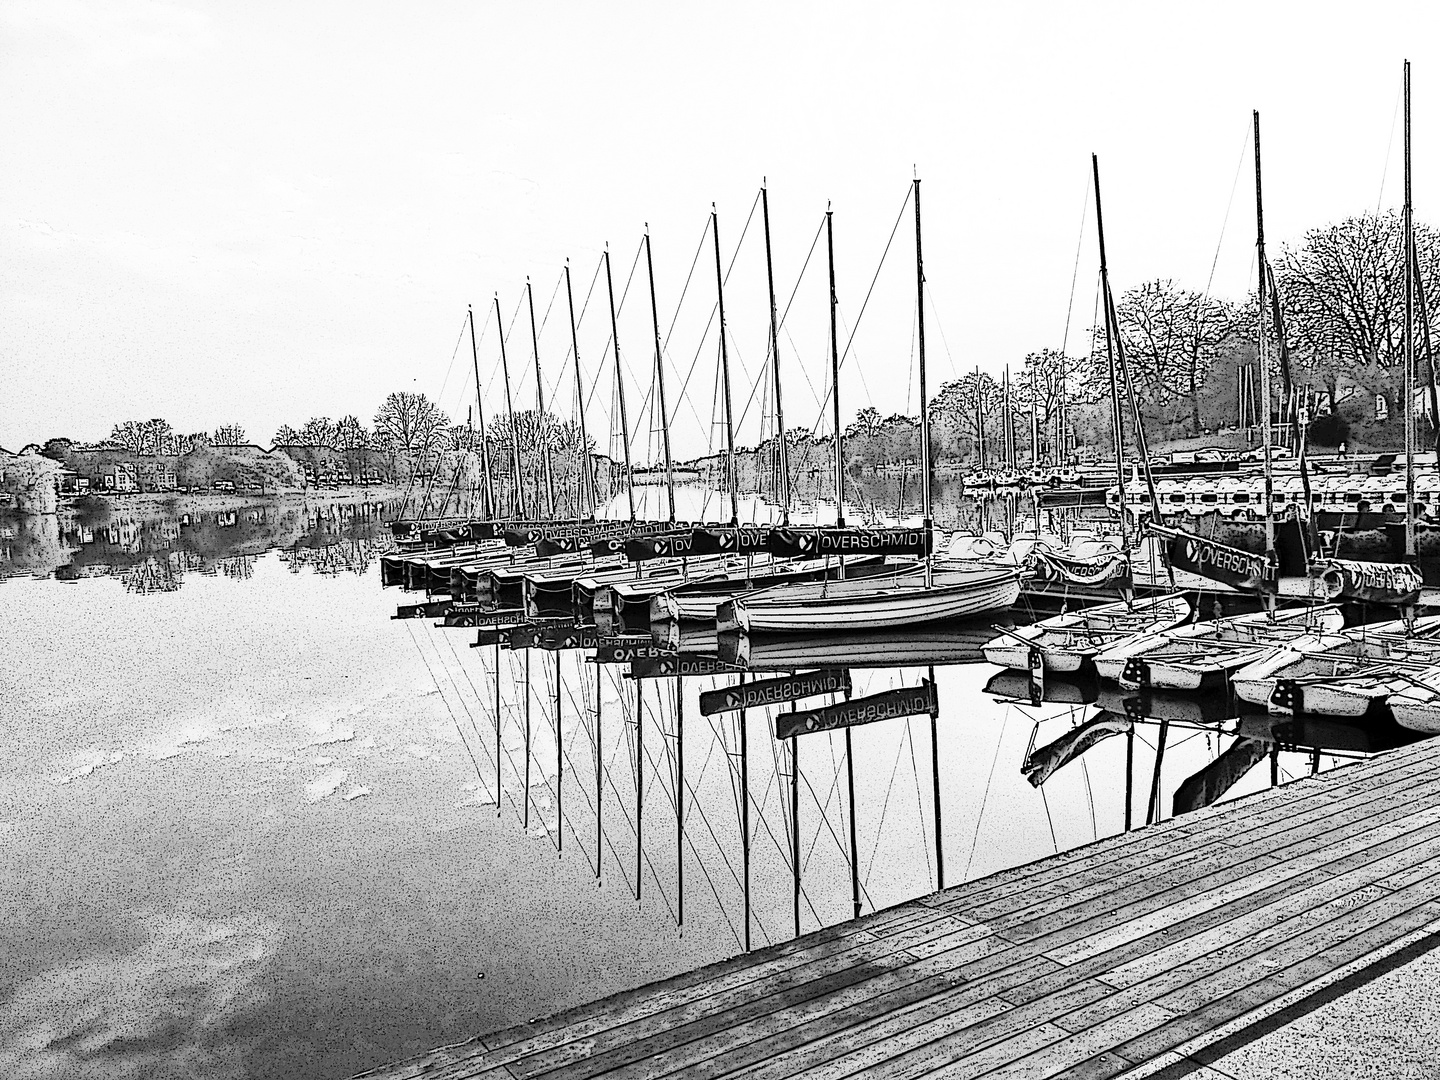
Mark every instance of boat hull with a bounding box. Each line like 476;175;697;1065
719;568;1020;635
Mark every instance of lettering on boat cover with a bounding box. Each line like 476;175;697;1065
593;638;677;664
629;656;735;678
688;527;773;555
699;669;852;716
1160;528;1277;592
764;526;932;559
1025;548;1132;590
624;530;697;561
775;679;938;739
1318;558;1423;606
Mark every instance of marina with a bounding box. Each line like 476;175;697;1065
11;7;1440;1078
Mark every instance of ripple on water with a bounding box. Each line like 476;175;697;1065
302;769;348;803
0;908;279;1080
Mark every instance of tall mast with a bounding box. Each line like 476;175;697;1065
827;208;844;527
914;178;933;588
1253;113;1276;557
603;247;637;522
1091;154;1129;549
975;366;986;470
494;294;527;520
1030;362;1039;467
645;228;677;524
1405;61;1417;560
712;205;740;525
468;305;496;520
763;183;791;523
1003;364;1013;468
526;278;557;519
564;261;596;519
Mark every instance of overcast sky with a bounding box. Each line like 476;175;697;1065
3;1;1437;461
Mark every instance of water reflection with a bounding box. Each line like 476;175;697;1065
0;497;399;588
396;611;1421;956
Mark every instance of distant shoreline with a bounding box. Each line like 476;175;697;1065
65;485;409;517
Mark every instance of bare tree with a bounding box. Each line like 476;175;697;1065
1093;280;1238;435
299;417;338;447
1273;210;1440;406
212;423;247;446
333;415;368;449
372;393;448;454
109;420;147;452
930;371;1001;462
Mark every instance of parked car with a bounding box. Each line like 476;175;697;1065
1241;445;1292;462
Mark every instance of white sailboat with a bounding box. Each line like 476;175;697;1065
720;181;1023;637
982;593;1191;674
1387;668;1440;734
1092;604;1347;691
1232;615;1440;717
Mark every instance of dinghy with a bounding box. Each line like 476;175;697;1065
718;562;1023;636
981;593;1191;674
1232;615;1440;718
1380;665;1440;734
1093;605;1347;691
648;555;889;629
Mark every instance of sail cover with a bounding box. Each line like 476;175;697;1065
1022;711;1133;787
625;530;700;561
688;526;774;556
1026;548;1132;589
1317;558;1423;606
1151;524;1277;592
764;526;931;559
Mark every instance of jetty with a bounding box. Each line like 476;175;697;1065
353;734;1440;1079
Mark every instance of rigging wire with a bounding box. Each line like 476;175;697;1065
1377;76;1405;212
827;184;914;403
906;716;932;883
1203;121;1253;301
863;718;913;887
962;712;1008;880
1060;170;1091;358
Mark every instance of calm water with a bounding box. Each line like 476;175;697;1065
0;494;1397;1079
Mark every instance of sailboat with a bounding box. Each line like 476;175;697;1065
1384;666;1440;733
1092;604;1347;691
719;181;1023;637
981;593;1192;673
1232;615;1440;717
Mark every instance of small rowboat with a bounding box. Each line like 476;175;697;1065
981;593;1191;674
647;555;888;628
717;563;1022;636
1232;615;1440;718
1093;605;1347;692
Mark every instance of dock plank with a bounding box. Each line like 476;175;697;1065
354;735;1440;1080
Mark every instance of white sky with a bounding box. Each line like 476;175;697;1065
3;1;1438;461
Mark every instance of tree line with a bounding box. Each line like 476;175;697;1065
22;210;1437;477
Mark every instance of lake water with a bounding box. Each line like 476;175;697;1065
0;495;1402;1079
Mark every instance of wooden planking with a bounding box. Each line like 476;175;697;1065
353;735;1440;1080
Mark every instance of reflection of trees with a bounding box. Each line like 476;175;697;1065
219;555;256;580
3;497;401;587
122;555;182;594
278;540;374;577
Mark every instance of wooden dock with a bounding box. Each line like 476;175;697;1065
354;735;1440;1079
